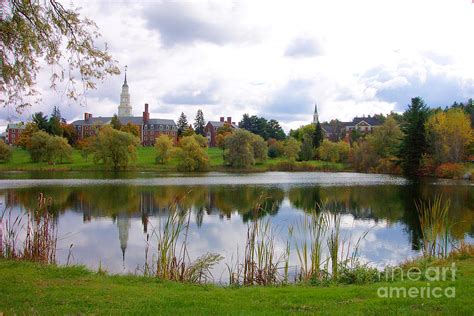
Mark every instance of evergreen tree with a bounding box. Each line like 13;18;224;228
266;119;286;140
48;106;62;136
111;114;122;130
32;112;49;132
194;109;206;136
177;112;188;137
399;97;430;176
312;121;324;149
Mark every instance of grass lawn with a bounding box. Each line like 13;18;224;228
0;258;473;314
0;147;346;172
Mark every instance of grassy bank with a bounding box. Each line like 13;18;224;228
0;147;347;172
0;257;473;314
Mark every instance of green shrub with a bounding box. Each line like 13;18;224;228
0;140;12;162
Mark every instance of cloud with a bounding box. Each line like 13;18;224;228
284;38;324;58
161;82;220;105
142;1;248;47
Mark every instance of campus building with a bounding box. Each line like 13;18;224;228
205;117;238;147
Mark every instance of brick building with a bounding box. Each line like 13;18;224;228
205;117;238;147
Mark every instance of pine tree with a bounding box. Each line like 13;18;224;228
177;112;189;137
111;114;122;130
399;97;430;176
194;109;206;136
313;121;324;149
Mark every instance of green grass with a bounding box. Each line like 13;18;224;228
0;258;473;314
0;147;347;172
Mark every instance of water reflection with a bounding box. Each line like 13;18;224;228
1;176;473;275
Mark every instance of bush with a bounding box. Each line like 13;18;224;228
176;136;209;172
0;140;12;162
46;135;72;163
92;126;140;170
250;133;267;163
283;137;301;162
28;131;51;162
155;134;174;164
435;163;465;179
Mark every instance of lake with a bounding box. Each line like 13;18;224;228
0;172;472;283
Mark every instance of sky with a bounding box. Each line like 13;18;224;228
2;0;474;132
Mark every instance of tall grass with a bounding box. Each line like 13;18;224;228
416;194;451;258
327;213;341;279
146;205;223;283
0;193;57;264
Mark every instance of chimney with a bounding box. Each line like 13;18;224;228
84;113;92;122
227;117;232;124
220;117;225;122
143;103;150;123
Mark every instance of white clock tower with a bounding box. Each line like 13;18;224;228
118;66;132;117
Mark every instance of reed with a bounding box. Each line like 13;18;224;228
0;193;57;264
327;213;341;279
415;194;451;258
295;209;328;282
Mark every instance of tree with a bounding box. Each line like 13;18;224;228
313;121;324;149
92;126;139;170
111;114;122;130
1;0;119;111
177;112;188;137
155;134;173;164
318;140;340;163
0;140;12;163
17;122;39;148
193;134;208;149
48;107;63;136
267;138;284;158
61;122;78;145
120;122;140;137
238;114;269;139
224;129;255;168
369;116;403;158
250;133;267;163
194;109;206;136
32;112;49;131
399;97;430;176
216;122;233;156
45;135;72;163
283;137;301;162
299;133;314;161
28;131;50;162
425;108;473;163
266;119;286;140
176;136;209;172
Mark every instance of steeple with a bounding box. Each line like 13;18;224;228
118;65;132;117
313;103;319;124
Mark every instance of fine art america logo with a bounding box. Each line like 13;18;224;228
377;262;456;298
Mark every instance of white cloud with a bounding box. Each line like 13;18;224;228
2;0;473;132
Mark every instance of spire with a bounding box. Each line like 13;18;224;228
313;103;319;124
123;65;128;86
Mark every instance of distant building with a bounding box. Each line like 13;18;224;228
5;123;25;145
205;117;238;147
71;104;177;146
321;116;382;142
313;103;319;124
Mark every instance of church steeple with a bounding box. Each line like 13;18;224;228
313;103;319;124
118;65;132;117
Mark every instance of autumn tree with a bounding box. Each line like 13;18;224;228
120;122;140;137
224;129;255;168
299;133;314;161
250;133;267;163
283;137;301;162
17;122;39;148
194;109;206;136
155;134;173;164
399;97;430;176
175;135;209;172
1;0;119;111
425;108;473;163
45;135;72;163
92;126;139;170
0;140;12;162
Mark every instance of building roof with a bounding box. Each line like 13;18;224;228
7;123;25;129
71;116;177;127
207;121;238;128
351;117;381;126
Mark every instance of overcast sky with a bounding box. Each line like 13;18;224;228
2;0;474;132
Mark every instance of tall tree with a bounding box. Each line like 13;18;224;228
110;114;122;130
266;119;286;140
32;112;49;132
177;112;188;137
399;97;430;176
48;106;62;136
313;121;324;149
1;0;119;111
193;109;206;136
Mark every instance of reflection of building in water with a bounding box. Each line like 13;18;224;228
116;214;131;263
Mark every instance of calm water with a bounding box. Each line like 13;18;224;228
1;172;473;282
